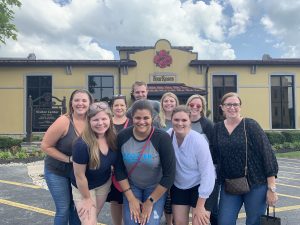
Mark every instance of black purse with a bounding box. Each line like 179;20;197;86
224;118;250;195
260;206;281;225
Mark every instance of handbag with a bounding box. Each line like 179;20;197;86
112;127;155;192
224;118;250;195
260;206;281;225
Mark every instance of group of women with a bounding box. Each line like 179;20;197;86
41;89;278;225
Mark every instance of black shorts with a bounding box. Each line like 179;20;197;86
106;183;123;204
170;184;199;208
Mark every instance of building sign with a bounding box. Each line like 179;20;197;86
153;50;172;68
150;73;177;83
32;108;61;129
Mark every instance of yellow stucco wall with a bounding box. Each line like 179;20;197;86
1;39;300;134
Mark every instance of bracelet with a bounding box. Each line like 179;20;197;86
68;156;72;163
123;187;131;193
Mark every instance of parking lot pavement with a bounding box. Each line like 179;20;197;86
1;158;300;225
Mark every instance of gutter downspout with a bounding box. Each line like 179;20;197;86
205;64;210;105
118;62;122;94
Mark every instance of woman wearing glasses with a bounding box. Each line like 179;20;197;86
115;99;176;225
106;95;129;225
215;92;278;225
71;102;118;225
186;95;218;225
41;89;93;225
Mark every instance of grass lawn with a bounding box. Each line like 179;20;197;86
276;151;300;159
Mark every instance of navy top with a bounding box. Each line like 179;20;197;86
71;138;117;190
213;118;278;186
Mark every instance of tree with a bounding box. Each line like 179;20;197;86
0;0;22;45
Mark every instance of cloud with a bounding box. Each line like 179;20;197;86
0;0;236;60
259;0;300;57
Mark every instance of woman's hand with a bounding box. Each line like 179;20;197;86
266;190;278;206
128;196;142;224
193;205;210;225
140;199;154;225
77;197;96;221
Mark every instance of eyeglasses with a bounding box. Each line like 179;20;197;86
223;103;240;108
189;103;202;109
90;102;109;111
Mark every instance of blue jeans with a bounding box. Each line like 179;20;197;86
218;184;267;225
123;183;167;225
44;167;81;225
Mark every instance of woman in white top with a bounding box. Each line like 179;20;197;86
168;105;215;225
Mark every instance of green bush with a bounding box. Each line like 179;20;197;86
281;131;300;143
0;151;13;159
265;131;286;145
0;137;22;149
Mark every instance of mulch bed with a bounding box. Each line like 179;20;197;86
0;156;44;165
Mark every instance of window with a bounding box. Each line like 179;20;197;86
27;76;52;132
27;76;52;107
88;75;114;101
212;75;237;122
271;75;295;129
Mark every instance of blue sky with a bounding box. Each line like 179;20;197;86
0;0;299;60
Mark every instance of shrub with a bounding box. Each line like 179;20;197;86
0;137;22;150
265;131;285;145
0;151;13;159
281;131;300;143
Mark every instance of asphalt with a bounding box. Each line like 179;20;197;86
0;158;300;225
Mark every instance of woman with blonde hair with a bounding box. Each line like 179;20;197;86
186;95;218;225
41;89;93;225
159;92;179;130
71;102;118;225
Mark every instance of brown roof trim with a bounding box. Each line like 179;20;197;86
147;83;207;97
0;59;137;67
189;59;300;66
116;46;193;51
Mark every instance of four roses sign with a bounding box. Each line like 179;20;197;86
153;50;172;68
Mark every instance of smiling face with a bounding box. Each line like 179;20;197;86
90;110;110;136
162;96;177;113
221;96;241;119
132;109;152;137
188;98;203;118
133;85;148;101
112;98;127;118
71;92;90;116
172;111;191;137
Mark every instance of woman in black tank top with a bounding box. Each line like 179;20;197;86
41;89;93;225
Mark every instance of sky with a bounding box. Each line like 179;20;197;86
1;0;300;60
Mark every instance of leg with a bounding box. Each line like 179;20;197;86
44;167;72;225
110;202;123;225
172;205;190;225
143;187;167;225
72;187;97;225
123;184;142;225
68;179;81;225
218;184;243;225
244;185;268;225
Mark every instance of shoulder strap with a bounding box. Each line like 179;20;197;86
243;118;248;176
128;127;155;175
69;115;80;137
123;118;129;129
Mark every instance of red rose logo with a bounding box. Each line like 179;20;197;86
153;50;172;68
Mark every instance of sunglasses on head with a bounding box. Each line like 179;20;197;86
90;102;109;111
189;103;202;109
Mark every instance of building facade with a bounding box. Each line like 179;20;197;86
0;39;299;135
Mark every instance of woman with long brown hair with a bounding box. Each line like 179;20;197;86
71;102;118;225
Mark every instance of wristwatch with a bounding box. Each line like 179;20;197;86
148;196;154;204
268;186;277;193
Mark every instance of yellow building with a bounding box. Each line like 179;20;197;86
0;39;299;136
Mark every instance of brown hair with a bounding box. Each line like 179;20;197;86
159;92;179;127
220;92;242;106
171;105;191;119
130;81;147;100
81;102;117;169
68;89;93;116
186;94;207;117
